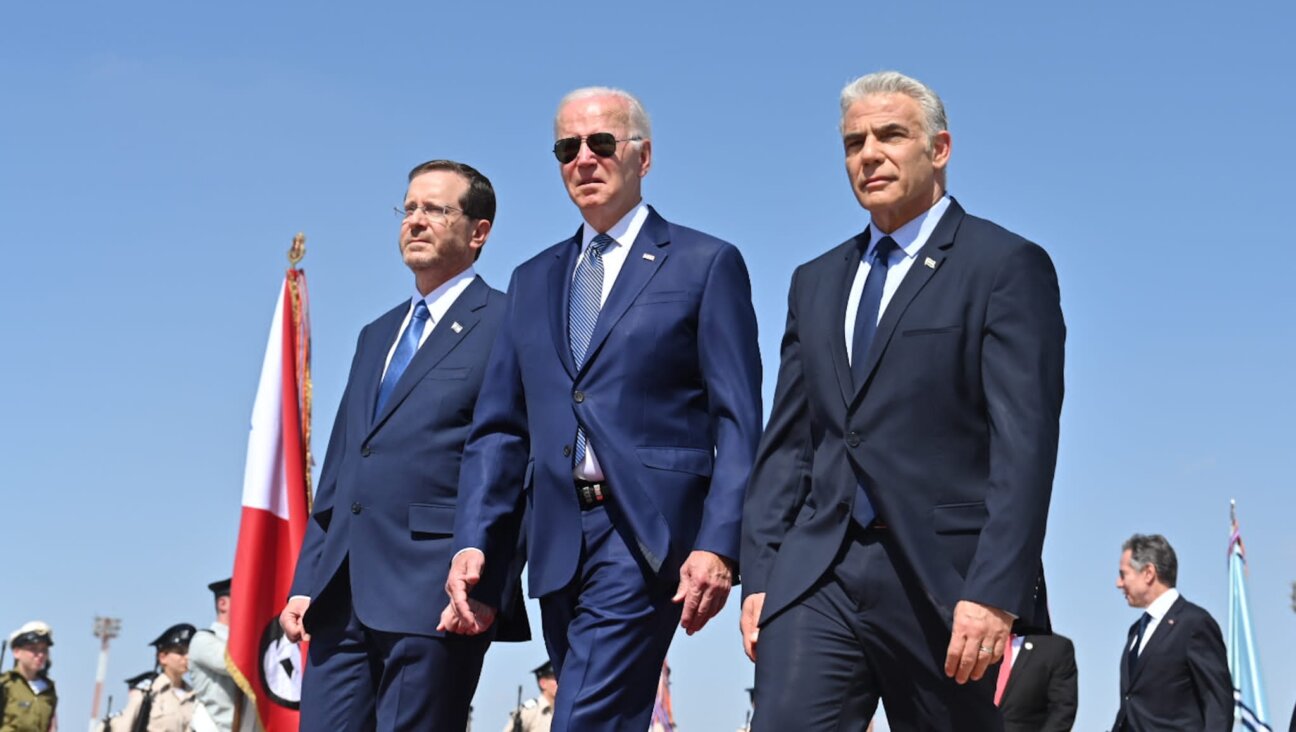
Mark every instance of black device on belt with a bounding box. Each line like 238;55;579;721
575;480;609;510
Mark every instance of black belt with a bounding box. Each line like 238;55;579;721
575;480;610;510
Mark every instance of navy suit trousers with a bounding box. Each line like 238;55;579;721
753;527;1003;732
300;566;489;732
539;503;681;732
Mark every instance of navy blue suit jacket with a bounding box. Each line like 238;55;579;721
289;276;528;640
454;207;763;601
1113;595;1232;732
742;199;1065;631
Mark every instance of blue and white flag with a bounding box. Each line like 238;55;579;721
1228;501;1272;731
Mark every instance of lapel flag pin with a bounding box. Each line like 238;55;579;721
924;257;937;269
642;253;656;261
1024;641;1034;651
1167;619;1175;625
450;322;463;334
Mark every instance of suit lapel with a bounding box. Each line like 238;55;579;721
1129;596;1185;686
850;200;965;404
358;305;408;430
368;277;489;434
831;232;867;406
1001;636;1034;701
547;230;582;379
578;208;669;377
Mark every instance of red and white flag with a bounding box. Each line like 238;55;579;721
228;263;312;732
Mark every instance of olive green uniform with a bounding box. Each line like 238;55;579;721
0;670;57;732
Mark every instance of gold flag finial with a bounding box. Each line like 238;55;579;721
288;232;307;266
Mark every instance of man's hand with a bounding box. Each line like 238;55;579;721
439;549;496;635
279;597;311;643
740;593;765;662
944;599;1013;683
672;550;735;635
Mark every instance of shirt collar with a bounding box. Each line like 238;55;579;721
866;194;951;261
1145;587;1180;620
411;265;476;326
580;201;649;252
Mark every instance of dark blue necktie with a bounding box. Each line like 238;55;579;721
375;300;430;418
569;234;614;464
1128;612;1152;669
850;235;899;527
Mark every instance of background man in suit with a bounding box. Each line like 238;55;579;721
996;633;1078;731
1112;533;1231;731
279;159;525;731
443;86;763;732
740;70;1066;731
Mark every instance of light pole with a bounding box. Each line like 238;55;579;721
90;616;122;723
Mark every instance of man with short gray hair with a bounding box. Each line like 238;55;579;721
741;70;1066;730
1113;533;1230;731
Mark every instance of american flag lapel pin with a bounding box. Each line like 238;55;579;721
924;257;937;269
450;322;463;334
1167;619;1175;626
642;253;656;261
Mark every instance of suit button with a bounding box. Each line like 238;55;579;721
846;431;861;447
563;445;572;457
351;502;362;514
573;390;585;404
361;445;372;457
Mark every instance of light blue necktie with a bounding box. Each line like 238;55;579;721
850;236;898;527
569;234;614;464
375;300;430;418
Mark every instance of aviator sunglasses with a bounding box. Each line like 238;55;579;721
552;132;643;164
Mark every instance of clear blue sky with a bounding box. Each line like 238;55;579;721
3;1;1294;730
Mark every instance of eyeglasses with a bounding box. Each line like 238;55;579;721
552;132;643;164
395;203;464;225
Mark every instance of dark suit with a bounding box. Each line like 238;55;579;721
999;634;1078;732
743;198;1065;730
1113;594;1232;732
290;276;527;731
455;207;762;731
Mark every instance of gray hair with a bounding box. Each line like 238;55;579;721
840;71;948;144
1123;533;1178;588
554;86;653;141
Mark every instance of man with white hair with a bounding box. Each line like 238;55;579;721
741;70;1066;730
444;86;763;731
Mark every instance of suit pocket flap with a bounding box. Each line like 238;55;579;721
635;290;694;305
932;502;987;534
409;503;456;535
425;367;470;380
636;446;714;476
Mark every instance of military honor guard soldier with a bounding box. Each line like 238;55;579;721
504;661;556;732
95;673;155;732
113;623;198;732
1;621;57;732
189;579;242;732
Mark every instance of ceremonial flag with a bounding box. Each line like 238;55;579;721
649;659;676;731
228;243;313;732
1227;501;1272;732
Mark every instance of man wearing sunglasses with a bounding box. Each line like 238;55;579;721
741;71;1065;731
444;87;763;732
281;160;528;732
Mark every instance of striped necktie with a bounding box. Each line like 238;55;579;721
569;234;614;464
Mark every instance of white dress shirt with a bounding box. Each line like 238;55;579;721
571;201;649;481
380;265;478;380
844;195;951;365
1132;587;1181;654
